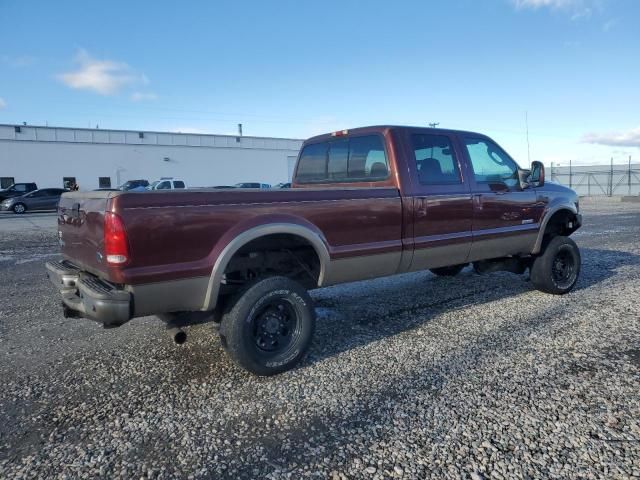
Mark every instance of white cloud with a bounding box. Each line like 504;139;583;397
0;98;6;109
130;91;158;102
602;18;617;31
582;127;640;148
571;8;592;20
57;49;147;95
511;0;602;18
513;0;579;8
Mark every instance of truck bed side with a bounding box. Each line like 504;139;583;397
57;187;403;316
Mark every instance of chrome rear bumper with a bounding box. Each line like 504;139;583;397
45;260;131;327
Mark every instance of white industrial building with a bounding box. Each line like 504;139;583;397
0;124;303;190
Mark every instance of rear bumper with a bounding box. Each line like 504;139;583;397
46;260;131;327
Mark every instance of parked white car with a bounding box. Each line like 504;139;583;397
147;178;186;190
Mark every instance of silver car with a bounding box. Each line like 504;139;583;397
0;188;67;214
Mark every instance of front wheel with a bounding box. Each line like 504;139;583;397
13;203;26;214
530;236;581;294
220;276;316;376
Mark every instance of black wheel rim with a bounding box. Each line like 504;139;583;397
551;247;576;289
250;299;299;354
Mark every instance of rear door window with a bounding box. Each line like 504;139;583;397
173;181;185;189
412;134;462;185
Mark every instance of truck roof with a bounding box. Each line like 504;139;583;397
304;125;487;144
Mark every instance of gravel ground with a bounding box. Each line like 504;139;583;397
0;198;639;479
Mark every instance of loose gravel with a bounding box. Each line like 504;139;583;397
0;198;639;479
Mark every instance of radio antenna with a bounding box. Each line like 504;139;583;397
525;111;531;163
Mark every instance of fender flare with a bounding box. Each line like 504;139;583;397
202;223;331;310
532;202;578;254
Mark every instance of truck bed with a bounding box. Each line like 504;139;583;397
57;187;403;287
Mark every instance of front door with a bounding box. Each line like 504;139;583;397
402;129;474;271
461;136;540;261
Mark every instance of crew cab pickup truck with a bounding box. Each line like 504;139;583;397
46;126;582;375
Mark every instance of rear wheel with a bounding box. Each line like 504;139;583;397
13;203;26;214
430;264;466;277
530;236;581;294
219;276;315;376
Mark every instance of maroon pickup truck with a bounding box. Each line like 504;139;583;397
46;126;582;375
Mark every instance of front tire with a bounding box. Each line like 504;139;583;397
220;276;316;376
530;236;581;294
430;264;466;277
13;203;26;214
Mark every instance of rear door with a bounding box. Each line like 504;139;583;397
401;129;473;271
461;136;539;261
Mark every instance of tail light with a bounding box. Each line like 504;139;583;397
104;212;130;265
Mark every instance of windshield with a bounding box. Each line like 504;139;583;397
149;181;160;189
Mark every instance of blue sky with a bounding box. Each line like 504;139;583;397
1;0;638;166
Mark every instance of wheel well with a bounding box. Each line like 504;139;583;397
221;233;321;293
543;209;579;238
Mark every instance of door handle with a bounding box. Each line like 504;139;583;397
417;198;427;217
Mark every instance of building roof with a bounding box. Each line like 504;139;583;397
0;124;303;151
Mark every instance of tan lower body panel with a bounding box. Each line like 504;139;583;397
467;231;538;263
321;251;403;286
128;276;210;317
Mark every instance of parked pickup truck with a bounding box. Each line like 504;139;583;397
46;126;582;375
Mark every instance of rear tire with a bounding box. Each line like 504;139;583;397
530;236;581;294
430;264;466;277
219;276;315;376
13;203;26;214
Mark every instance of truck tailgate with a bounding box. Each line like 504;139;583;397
58;191;113;279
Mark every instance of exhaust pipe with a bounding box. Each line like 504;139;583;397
167;327;187;345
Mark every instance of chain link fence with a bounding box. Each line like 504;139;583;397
548;159;640;197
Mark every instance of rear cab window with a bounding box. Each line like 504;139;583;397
295;135;389;184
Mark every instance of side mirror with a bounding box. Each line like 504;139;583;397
529;161;545;187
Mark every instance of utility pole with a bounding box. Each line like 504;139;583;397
610;157;614;197
428;122;439;128
629;155;632;195
569;160;572;188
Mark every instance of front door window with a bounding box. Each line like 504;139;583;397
464;137;520;189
